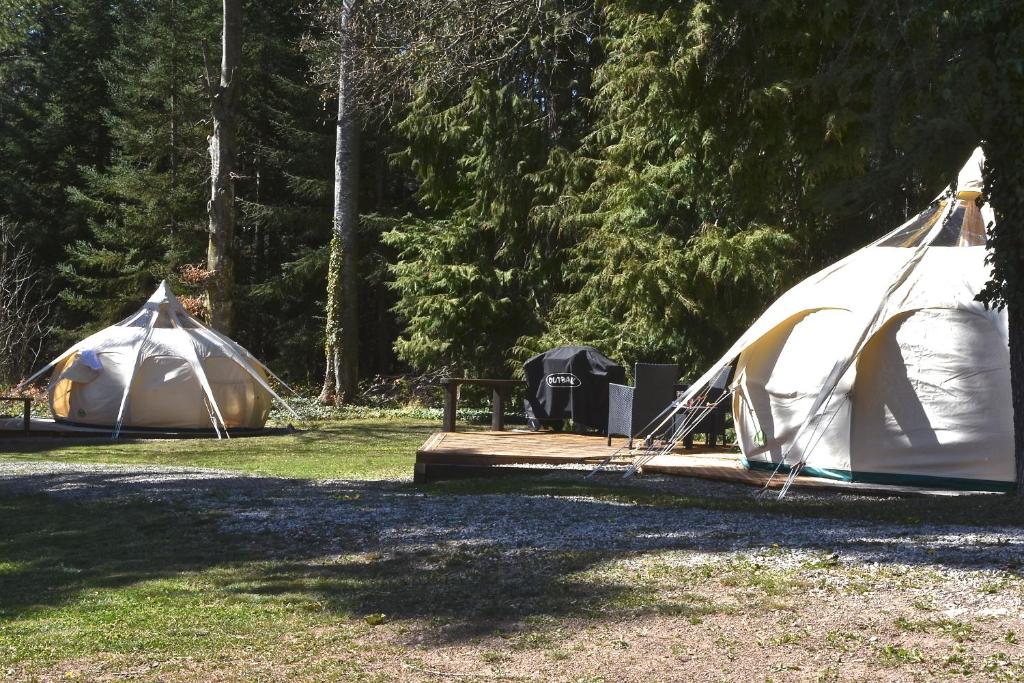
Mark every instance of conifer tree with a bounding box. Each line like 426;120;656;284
385;84;561;376
305;0;597;395
0;0;116;286
63;0;214;328
381;1;597;376
524;0;980;372
231;2;336;381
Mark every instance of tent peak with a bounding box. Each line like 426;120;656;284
872;147;991;249
117;280;197;329
147;280;181;305
956;146;985;201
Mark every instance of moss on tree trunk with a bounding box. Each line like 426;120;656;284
319;0;360;405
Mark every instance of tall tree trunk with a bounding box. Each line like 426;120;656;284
987;149;1024;496
319;0;360;405
1008;305;1024;496
169;0;178;233
978;3;1024;496
374;148;390;374
205;0;242;334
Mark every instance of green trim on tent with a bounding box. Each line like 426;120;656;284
741;458;1013;493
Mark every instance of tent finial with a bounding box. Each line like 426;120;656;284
956;146;985;201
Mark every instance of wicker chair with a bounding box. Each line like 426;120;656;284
606;363;681;447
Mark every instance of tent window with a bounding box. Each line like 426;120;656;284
153;309;174;327
877;203;945;247
958;201;987;246
929;201;988;247
930;205;967;246
122;311;151;327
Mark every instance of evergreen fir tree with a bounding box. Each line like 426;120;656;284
62;0;215;329
232;0;336;381
383;3;598;376
524;0;981;372
0;0;116;280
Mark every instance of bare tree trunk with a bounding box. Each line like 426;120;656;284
319;0;361;405
205;0;242;334
169;0;178;232
1007;305;1024;496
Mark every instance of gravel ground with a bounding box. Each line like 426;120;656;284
3;461;1023;682
0;460;1021;570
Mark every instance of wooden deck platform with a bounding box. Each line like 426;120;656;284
414;430;979;496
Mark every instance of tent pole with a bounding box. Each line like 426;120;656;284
15;346;81;391
773;230;938;497
186;325;299;419
113;315;158;439
170;310;232;437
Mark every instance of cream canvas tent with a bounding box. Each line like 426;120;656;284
19;282;296;436
635;148;1013;492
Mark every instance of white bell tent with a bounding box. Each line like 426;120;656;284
634;148;1013;492
19;282;296;436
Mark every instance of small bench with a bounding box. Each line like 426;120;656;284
0;396;32;433
439;378;524;432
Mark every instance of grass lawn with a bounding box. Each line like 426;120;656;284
0;418;437;479
1;417;1022;681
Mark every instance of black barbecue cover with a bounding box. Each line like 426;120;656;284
523;346;626;431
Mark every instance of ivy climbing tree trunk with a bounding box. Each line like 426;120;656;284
981;137;1024;497
977;1;1024;497
319;0;360;405
205;0;242;334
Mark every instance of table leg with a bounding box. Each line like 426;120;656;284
491;388;506;431
443;384;458;432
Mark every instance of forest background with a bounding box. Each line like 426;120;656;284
2;0;1022;405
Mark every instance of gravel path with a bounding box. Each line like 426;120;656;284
3;460;1023;682
1;461;1021;573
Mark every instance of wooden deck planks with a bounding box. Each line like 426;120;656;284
414;429;752;483
414;430;976;495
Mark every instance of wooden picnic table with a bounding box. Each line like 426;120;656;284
438;378;524;432
0;395;32;433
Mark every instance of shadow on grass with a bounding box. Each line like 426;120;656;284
0;494;240;617
0;491;635;644
221;551;661;643
0;468;1021;645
